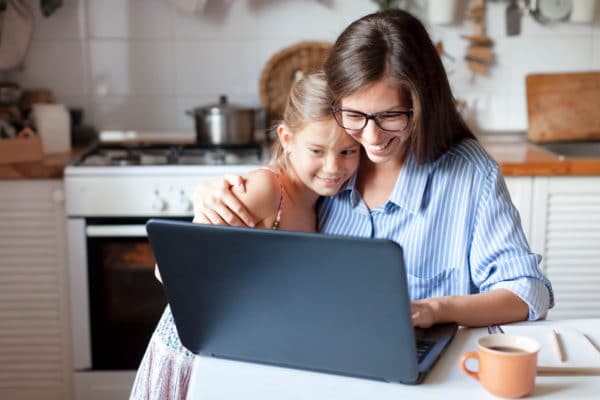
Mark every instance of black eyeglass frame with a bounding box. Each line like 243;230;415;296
331;108;414;133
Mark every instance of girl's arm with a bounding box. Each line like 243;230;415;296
411;289;529;328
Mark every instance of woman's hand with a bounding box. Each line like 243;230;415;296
192;174;256;227
411;299;439;328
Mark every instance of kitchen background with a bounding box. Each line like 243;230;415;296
1;1;600;400
2;0;599;135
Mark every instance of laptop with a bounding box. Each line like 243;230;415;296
146;219;457;384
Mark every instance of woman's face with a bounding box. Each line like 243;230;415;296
281;119;360;196
339;79;412;165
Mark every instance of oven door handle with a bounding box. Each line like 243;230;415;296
86;224;148;237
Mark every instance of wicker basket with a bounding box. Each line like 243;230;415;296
259;41;332;121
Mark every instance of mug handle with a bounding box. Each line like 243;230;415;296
459;351;480;381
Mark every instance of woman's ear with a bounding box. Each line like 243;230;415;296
277;124;294;149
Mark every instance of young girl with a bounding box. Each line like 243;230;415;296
130;72;360;400
192;10;554;329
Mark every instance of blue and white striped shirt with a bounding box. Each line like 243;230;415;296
318;139;554;320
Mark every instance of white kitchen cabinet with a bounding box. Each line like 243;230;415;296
504;176;534;244
0;180;72;400
530;177;600;320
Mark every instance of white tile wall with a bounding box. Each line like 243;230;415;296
6;0;600;133
87;0;173;39
89;40;175;96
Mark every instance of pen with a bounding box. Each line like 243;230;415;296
551;329;566;362
583;333;600;353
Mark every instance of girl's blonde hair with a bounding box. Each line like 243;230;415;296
270;71;333;173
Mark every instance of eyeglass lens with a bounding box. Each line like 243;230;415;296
334;110;410;132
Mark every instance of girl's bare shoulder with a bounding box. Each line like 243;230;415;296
235;168;283;223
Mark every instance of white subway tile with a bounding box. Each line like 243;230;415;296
256;1;344;41
175;40;259;97
12;41;87;96
87;0;173;39
90;95;177;130
593;32;600;68
504;95;528;132
89;40;175;96
503;36;593;97
337;1;381;26
173;0;257;40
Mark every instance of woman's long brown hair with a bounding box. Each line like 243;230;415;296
324;9;475;164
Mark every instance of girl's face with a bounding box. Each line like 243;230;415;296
339;78;412;166
280;119;360;196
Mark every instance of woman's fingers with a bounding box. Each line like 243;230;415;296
192;176;255;227
224;174;247;193
192;213;210;224
202;207;228;225
218;190;255;227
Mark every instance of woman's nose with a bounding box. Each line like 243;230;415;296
361;119;383;142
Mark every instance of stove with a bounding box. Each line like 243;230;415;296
65;131;267;217
75;144;263;167
64;131;269;399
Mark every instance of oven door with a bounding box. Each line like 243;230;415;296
68;218;175;370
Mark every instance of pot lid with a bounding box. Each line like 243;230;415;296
203;95;253;115
187;95;254;117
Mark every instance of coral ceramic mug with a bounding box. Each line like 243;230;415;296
460;334;540;398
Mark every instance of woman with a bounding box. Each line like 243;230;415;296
192;9;553;328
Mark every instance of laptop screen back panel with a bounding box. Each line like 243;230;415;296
147;220;420;383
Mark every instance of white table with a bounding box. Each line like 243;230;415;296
187;319;600;399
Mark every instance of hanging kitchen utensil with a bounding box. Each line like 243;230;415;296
529;0;573;24
506;0;522;36
461;0;494;76
0;0;34;70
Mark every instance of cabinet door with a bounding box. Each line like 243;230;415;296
531;177;600;319
0;180;72;400
504;176;533;244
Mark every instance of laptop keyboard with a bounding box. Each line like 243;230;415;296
416;340;435;362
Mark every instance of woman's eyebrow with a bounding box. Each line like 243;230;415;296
342;105;409;112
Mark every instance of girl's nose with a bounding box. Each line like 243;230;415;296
324;153;341;173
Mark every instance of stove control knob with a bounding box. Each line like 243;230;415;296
178;191;193;213
152;191;167;212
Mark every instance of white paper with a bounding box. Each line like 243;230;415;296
501;325;600;369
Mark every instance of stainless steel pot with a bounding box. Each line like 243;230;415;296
186;95;256;146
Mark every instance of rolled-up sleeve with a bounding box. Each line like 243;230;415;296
470;165;554;320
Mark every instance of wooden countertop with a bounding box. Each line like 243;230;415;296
481;140;600;176
0;148;83;180
1;141;599;179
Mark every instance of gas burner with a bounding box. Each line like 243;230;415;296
74;144;264;167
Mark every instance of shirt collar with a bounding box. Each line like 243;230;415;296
387;153;433;214
339;172;361;207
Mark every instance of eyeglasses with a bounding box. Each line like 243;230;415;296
332;108;413;133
